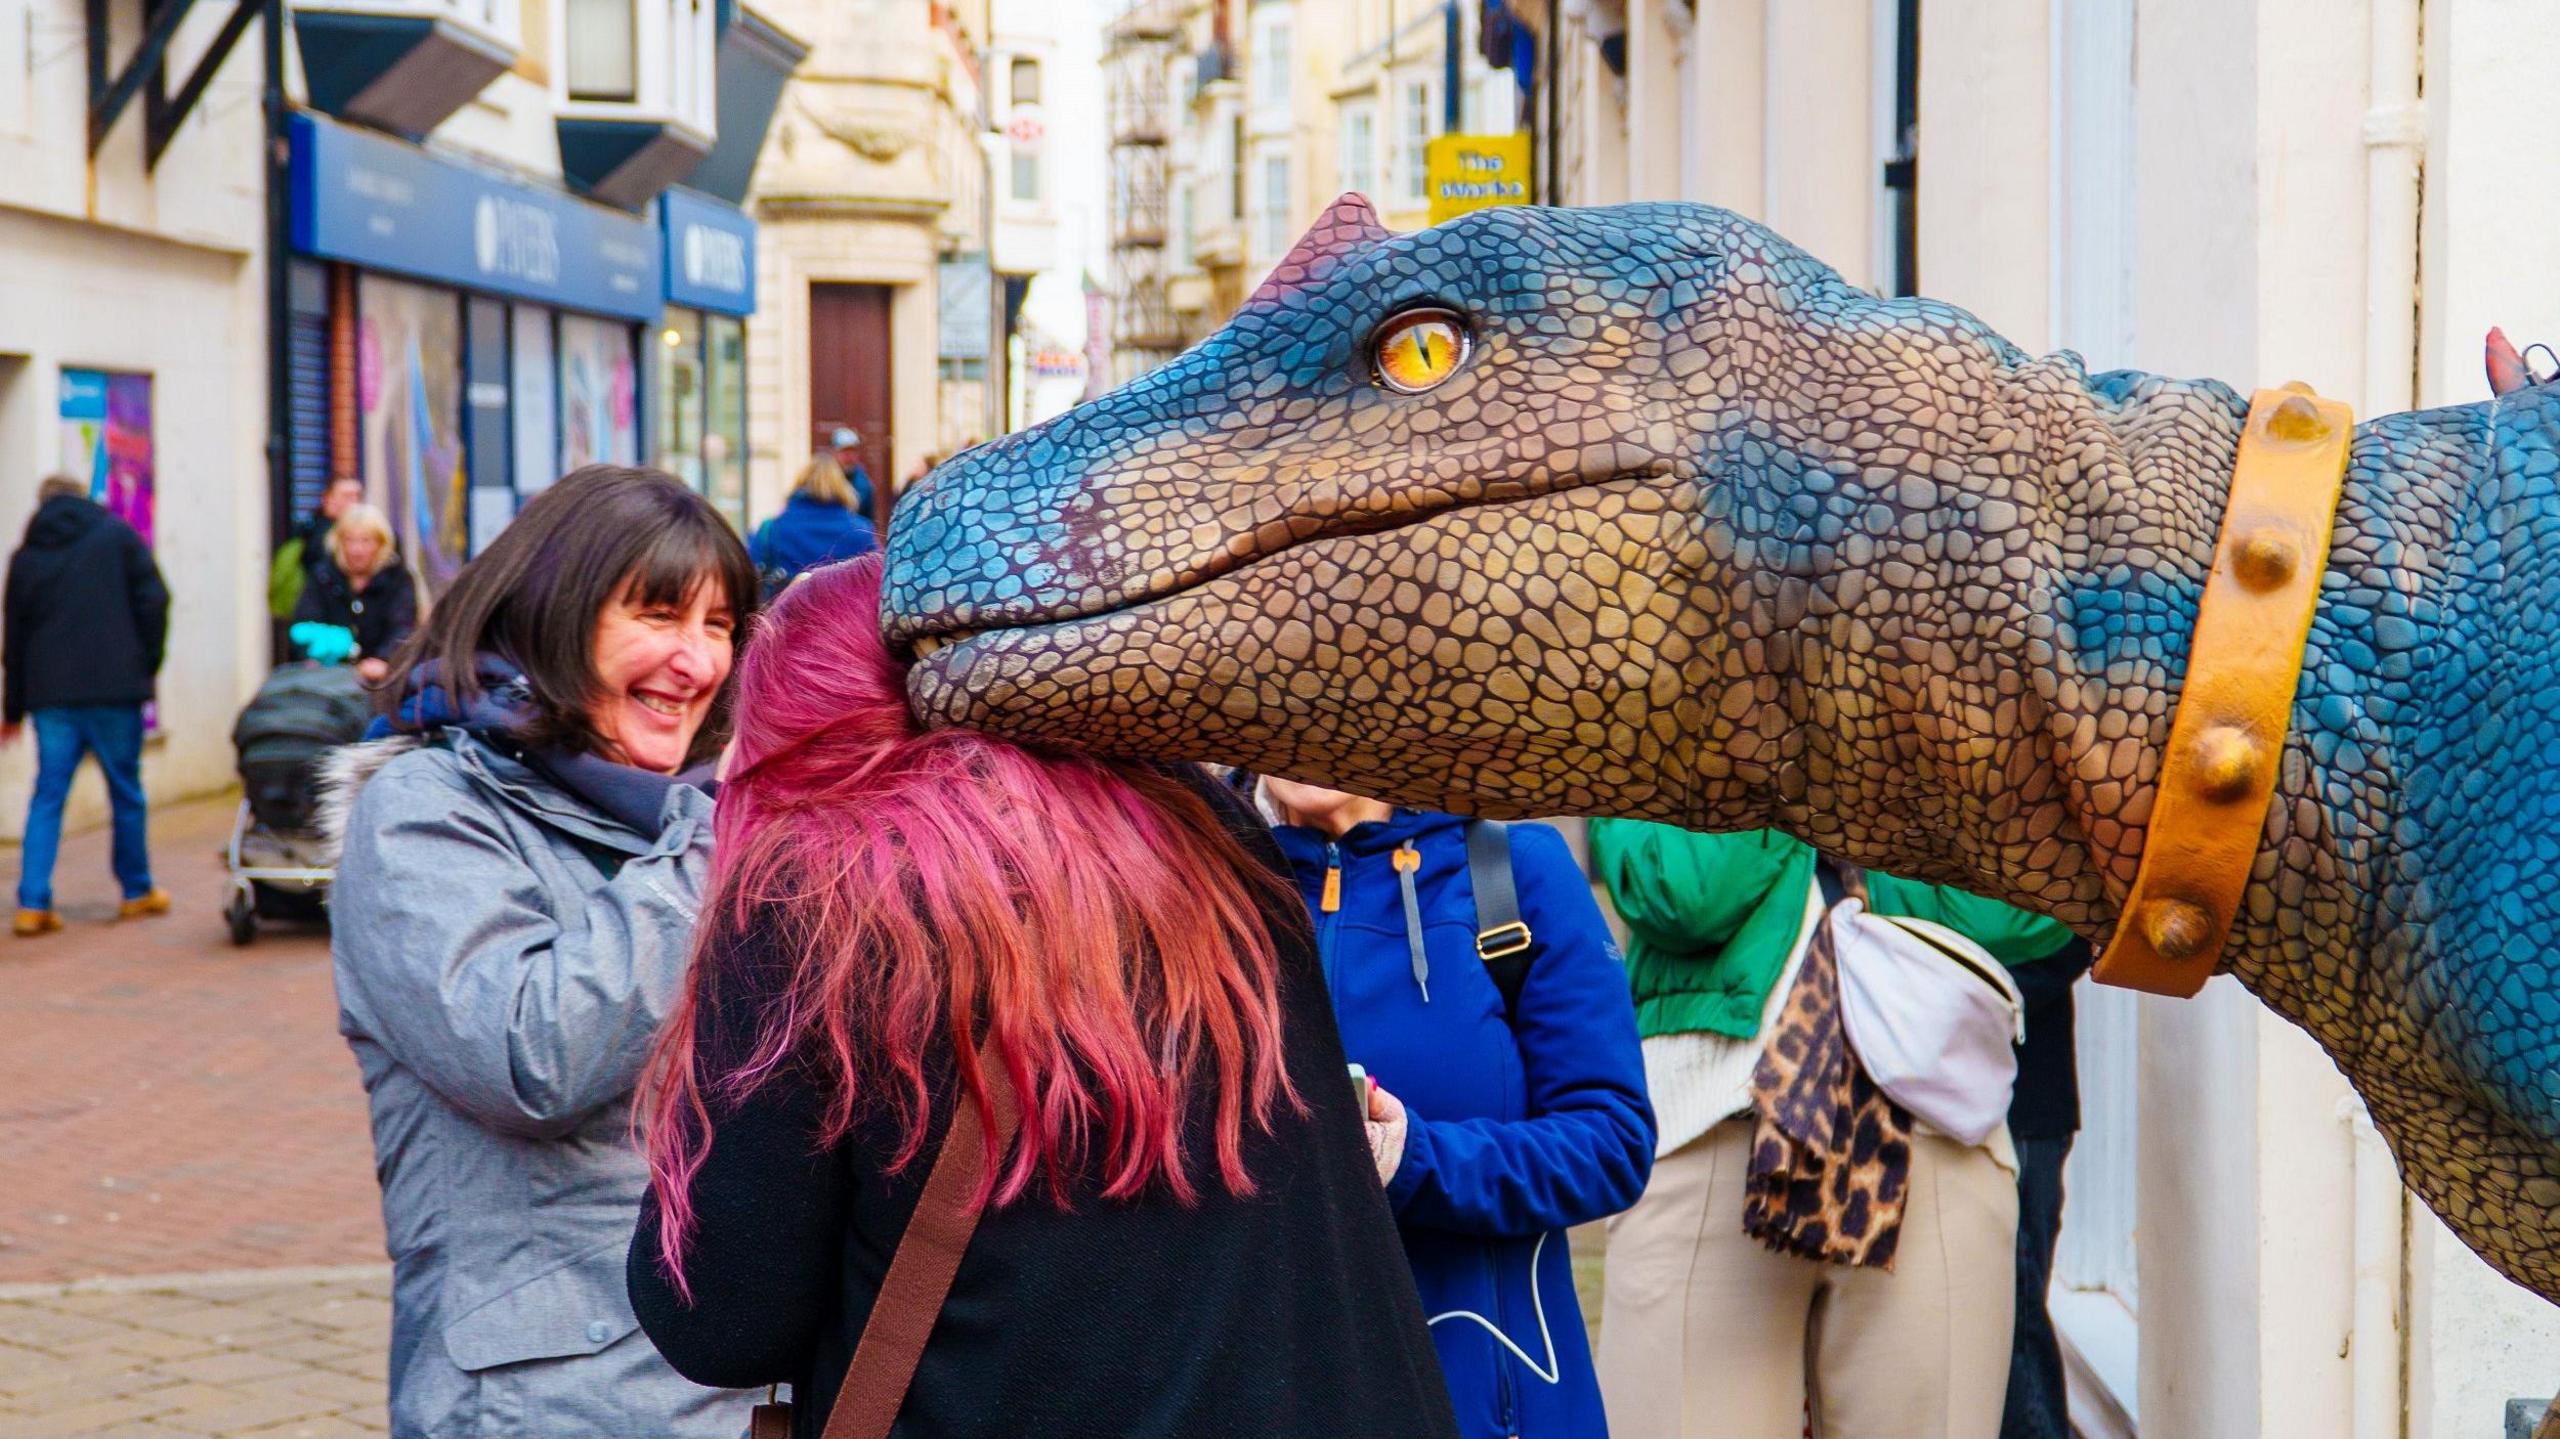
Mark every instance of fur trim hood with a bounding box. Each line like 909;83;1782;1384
312;733;426;864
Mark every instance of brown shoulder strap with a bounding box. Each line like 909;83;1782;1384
819;1045;1021;1439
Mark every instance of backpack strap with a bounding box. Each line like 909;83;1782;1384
1465;820;1538;1018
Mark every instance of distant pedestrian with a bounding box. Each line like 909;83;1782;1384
291;503;415;683
322;465;760;1439
747;454;876;595
270;475;364;620
2;475;170;938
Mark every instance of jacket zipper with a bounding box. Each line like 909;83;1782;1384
1483;1243;1517;1436
1317;841;1344;994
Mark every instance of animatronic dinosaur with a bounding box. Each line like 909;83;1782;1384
882;196;2560;1308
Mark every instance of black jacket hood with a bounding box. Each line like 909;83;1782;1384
24;494;105;550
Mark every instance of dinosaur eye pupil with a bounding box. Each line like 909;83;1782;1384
1373;310;1469;394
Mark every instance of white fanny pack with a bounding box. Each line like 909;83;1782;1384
1830;900;2025;1148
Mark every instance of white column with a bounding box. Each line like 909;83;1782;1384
1681;0;1764;214
1916;0;2048;349
1759;0;1871;285
1624;0;1684;200
2417;0;2560;406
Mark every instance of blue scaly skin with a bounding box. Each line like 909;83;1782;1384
883;197;2560;1304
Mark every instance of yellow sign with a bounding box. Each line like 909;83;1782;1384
1424;133;1532;225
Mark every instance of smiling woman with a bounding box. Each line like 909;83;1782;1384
319;465;765;1439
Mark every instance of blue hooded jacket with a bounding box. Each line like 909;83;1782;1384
749;491;877;584
1269;808;1654;1439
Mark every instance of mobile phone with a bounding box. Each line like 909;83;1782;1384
1347;1063;1372;1117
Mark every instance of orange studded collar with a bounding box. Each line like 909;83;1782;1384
2091;387;2355;996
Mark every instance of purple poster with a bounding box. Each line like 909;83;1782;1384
57;369;155;543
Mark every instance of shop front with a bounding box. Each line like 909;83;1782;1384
285;111;664;589
653;188;758;533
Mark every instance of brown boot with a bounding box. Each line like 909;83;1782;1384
117;890;171;920
14;908;62;937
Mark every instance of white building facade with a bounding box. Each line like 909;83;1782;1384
0;0;273;833
1535;0;2560;1433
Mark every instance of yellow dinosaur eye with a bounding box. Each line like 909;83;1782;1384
1372;310;1469;394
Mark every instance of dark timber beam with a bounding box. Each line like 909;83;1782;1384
146;0;261;166
89;0;205;155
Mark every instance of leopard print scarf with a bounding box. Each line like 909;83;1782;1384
1743;863;1915;1270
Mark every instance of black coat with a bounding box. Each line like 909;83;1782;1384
629;772;1460;1439
3;495;168;724
292;558;418;663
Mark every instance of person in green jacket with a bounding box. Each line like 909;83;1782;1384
1587;821;2079;1439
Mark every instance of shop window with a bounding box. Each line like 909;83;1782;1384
704;315;747;533
356;275;468;591
511;306;560;496
565;0;639;101
654;307;708;498
559;313;640;470
1011;56;1042;108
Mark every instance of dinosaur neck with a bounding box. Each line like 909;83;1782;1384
1719;357;2375;1013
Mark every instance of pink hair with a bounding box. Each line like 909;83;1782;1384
641;557;1302;1293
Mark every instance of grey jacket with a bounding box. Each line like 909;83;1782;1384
325;730;754;1439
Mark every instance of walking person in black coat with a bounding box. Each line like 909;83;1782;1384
3;475;170;937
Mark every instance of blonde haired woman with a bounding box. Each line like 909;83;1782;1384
748;453;877;593
292;501;416;682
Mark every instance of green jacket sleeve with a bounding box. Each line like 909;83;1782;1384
1867;875;2076;966
1588;820;1800;953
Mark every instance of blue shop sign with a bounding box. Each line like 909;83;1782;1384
661;188;757;316
288;111;662;322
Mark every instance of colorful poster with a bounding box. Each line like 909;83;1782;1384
357;276;467;593
57;369;155;543
559;314;638;472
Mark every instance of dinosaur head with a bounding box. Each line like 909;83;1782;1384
884;197;2041;823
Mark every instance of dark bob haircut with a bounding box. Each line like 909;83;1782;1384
380;465;760;768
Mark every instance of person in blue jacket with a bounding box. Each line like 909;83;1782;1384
748;450;876;594
1257;775;1655;1439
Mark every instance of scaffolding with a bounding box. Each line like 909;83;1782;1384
1105;0;1182;386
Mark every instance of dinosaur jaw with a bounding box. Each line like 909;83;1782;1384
903;475;1712;822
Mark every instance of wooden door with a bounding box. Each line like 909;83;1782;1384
808;282;895;528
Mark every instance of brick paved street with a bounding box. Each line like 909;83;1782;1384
0;1270;388;1438
0;794;392;1434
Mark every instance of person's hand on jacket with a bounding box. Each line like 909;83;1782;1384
1365;1081;1408;1185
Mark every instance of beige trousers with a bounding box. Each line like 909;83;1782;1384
1596;1117;2018;1439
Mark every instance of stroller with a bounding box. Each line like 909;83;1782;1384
225;663;371;945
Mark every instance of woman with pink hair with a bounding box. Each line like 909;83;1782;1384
628;556;1459;1438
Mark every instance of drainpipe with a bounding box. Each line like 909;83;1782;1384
2363;0;2422;416
264;0;291;665
2350;7;2422;1434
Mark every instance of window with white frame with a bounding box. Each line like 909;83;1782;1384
1395;77;1433;208
1339;102;1376;202
559;0;715;132
1258;151;1292;261
1011;56;1043;108
565;0;638;100
1012;148;1042;203
1251;9;1293;123
1173;184;1195;271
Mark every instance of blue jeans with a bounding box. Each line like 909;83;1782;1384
2000;1134;2074;1439
18;705;152;911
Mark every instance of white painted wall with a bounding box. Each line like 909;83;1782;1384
0;0;272;836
